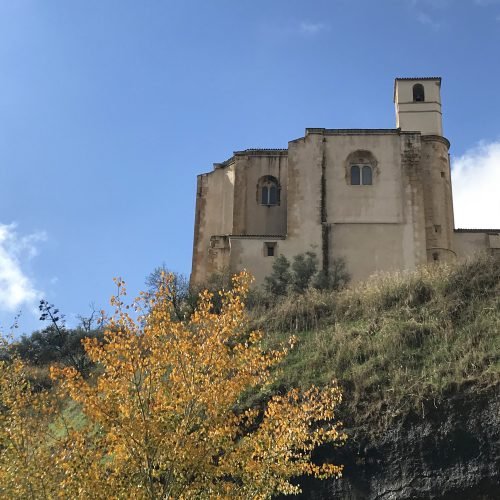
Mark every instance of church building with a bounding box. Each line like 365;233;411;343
191;77;500;285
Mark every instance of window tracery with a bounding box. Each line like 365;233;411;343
257;176;280;206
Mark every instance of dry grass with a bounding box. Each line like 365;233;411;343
248;253;500;425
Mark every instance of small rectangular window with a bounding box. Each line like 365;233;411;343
440;171;445;178
264;242;276;257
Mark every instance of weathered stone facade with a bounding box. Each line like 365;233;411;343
191;78;500;285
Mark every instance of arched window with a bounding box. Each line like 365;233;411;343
413;83;425;102
350;165;372;185
362;165;372;185
350;165;360;185
346;150;377;186
258;176;280;206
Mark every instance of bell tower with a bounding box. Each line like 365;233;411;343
394;77;443;136
395;77;455;262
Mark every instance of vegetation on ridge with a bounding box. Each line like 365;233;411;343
1;252;498;497
249;252;500;425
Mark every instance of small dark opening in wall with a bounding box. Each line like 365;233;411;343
440;171;445;178
413;83;425;102
433;252;439;261
265;242;276;257
434;225;441;233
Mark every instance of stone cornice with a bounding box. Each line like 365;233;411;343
214;149;287;169
228;234;286;240
306;128;401;136
421;135;451;149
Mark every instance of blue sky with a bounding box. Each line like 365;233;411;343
1;0;499;335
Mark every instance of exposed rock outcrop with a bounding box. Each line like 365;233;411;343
297;385;500;499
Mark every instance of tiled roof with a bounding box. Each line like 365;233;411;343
395;77;441;81
237;148;287;153
229;234;286;239
455;228;500;233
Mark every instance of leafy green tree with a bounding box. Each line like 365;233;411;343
264;254;292;296
145;265;192;320
313;258;350;291
291;251;318;293
264;252;350;299
14;301;103;376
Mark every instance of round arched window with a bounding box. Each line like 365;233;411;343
346;150;377;186
413;83;425;102
257;176;280;206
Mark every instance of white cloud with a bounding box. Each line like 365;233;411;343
416;12;441;29
299;22;327;35
404;0;450;9
452;140;500;229
0;223;46;312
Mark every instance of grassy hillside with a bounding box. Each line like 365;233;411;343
12;253;500;433
249;253;500;427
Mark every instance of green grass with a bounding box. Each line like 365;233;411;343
19;253;500;437
249;253;500;427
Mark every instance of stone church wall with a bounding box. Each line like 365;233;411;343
191;78;499;287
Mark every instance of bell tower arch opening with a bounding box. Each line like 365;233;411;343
412;83;425;102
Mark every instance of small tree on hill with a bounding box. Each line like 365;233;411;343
313;258;351;292
264;254;292;296
145;265;193;320
291;251;319;293
264;251;350;298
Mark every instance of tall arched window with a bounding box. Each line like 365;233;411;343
258;176;280;206
350;165;360;185
362;165;372;185
413;83;425;102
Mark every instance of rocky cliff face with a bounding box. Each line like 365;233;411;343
296;385;500;499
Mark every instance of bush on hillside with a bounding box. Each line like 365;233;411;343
264;251;350;299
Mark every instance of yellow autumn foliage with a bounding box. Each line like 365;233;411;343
1;272;345;499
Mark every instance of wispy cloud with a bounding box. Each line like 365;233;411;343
405;0;451;9
0;223;46;312
405;0;500;30
408;0;498;7
474;0;500;6
416;11;441;29
299;22;327;36
452;140;500;229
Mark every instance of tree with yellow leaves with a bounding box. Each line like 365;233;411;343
2;272;345;499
